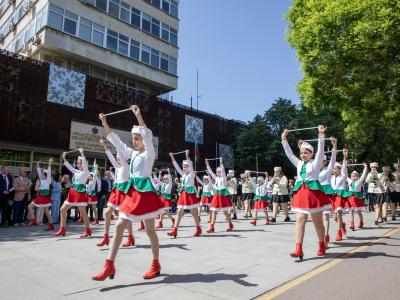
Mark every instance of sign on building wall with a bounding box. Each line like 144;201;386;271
69;121;159;159
185;115;203;144
218;143;234;169
47;64;86;109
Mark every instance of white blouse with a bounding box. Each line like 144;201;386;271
36;166;51;190
267;176;289;195
173;159;195;188
319;150;337;185
64;156;89;185
207;164;227;190
331;160;348;191
105;149;130;183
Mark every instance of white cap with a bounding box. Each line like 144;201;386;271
77;156;84;161
274;167;282;172
131;126;141;135
323;155;328;161
42;169;49;174
203;175;209;180
228;170;235;175
370;162;378;168
216;167;222;172
89;172;95;176
300;142;314;153
334;162;341;168
163;174;169;180
182;160;189;166
351;170;359;176
257;176;264;182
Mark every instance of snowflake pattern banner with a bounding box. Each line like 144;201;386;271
185;115;204;144
219;143;234;169
47;64;86;109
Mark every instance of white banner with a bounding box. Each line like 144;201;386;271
69;121;158;159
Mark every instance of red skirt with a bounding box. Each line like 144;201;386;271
323;194;335;214
210;193;232;212
32;195;51;207
107;189;128;210
65;188;87;207
333;195;347;212
291;185;331;214
201;196;212;205
254;199;269;211
177;190;201;209
86;194;98;204
348;195;365;210
160;196;173;208
119;185;165;221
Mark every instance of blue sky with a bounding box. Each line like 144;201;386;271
170;0;303;122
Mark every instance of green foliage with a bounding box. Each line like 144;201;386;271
286;0;400;163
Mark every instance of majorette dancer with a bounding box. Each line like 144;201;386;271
96;139;135;248
366;162;383;224
227;170;238;220
196;172;214;223
317;136;337;246
268;167;290;223
167;150;202;238
205;157;234;233
347;162;368;230
27;159;54;230
156;168;175;229
247;171;270;225
331;149;349;241
281;125;331;260
93;105;165;281
54;148;91;238
86;162;100;226
379;166;396;222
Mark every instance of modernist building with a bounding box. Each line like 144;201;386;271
0;0;179;95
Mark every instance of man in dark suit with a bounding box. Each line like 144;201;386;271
99;171;113;221
0;166;15;226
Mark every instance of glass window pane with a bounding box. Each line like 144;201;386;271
141;46;150;64
151;53;159;68
79;24;92;42
120;7;130;22
108;2;119;17
64;18;77;35
151;19;160;37
142;14;151;32
118;41;128;55
153;0;161;7
130;8;140;28
93;30;104;46
107;35;118;52
130;43;140;60
65;11;78;20
95;0;107;11
80;17;92;27
170;31;177;46
160;57;168;71
162;0;169;12
170;1;178;17
49;4;64;14
48;11;63;31
93;23;105;32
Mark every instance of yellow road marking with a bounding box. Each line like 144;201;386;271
256;226;400;300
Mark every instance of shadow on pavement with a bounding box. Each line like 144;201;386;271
299;251;400;262
99;272;257;292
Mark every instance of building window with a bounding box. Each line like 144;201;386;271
120;1;130;22
92;23;105;46
63;11;78;35
162;0;169;13
106;29;118;52
170;0;178;17
48;4;64;31
160;53;169;72
141;45;150;64
142;13;151;33
108;0;120;18
170;28;177;46
118;33;129;56
95;0;107;12
161;23;169;42
130;39;140;60
130;7;140;28
151;18;160;37
151;48;160;68
168;56;177;75
79;18;92;42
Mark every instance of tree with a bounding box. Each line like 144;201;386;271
286;0;400;164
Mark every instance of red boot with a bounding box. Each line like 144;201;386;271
46;223;54;231
324;234;330;247
227;222;234;231
193;226;202;236
91;219;99;226
250;219;257;226
27;219;37;226
317;241;327;256
358;221;363;228
122;235;135;247
143;259;161;279
341;222;347;236
349;221;355;231
265;218;270;225
138;221;145;231
290;243;304;260
156;221;163;229
92;259;116;281
80;227;92;238
53;226;66;237
336;230;342;241
206;224;214;233
167;227;178;238
97;234;110;247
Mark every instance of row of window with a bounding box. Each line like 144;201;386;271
47;4;177;76
86;0;178;47
0;0;32;39
144;0;178;18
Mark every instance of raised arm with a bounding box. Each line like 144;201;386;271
79;148;89;173
46;158;53;185
327;137;338;172
172;159;184;176
313;125;327;169
341;149;348;179
105;149;118;170
107;131;134;160
196;175;204;186
185;150;195;176
206;160;216;180
36;161;42;178
281;129;300;166
356;163;368;189
62;152;77;174
248;175;256;188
